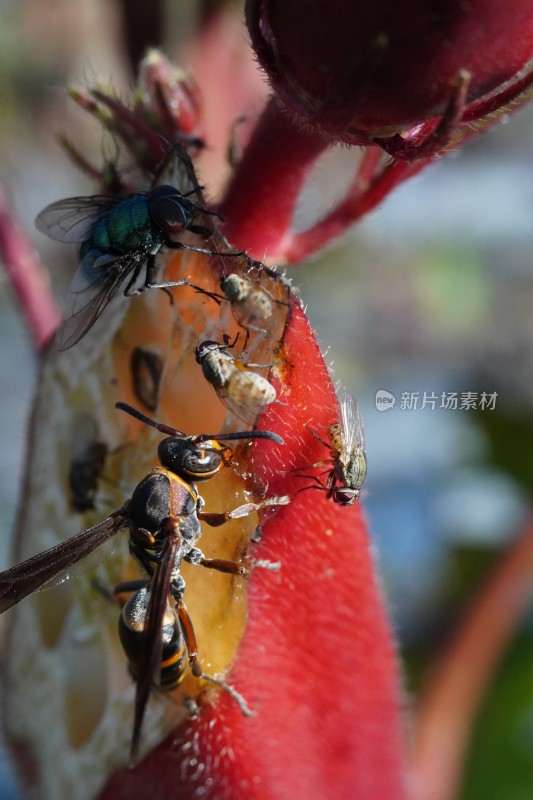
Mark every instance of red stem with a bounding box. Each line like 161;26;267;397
219;96;329;258
412;515;533;800
0;188;60;350
284;156;425;263
462;67;533;122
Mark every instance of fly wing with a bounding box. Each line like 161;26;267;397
0;507;129;613
215;388;267;428
130;529;180;767
215;365;276;428
338;393;365;464
56;251;138;350
35;195;122;243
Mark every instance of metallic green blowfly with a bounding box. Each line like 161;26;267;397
36;184;226;350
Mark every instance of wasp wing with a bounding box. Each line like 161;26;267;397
0;507;129;613
130;529;180;767
35;195;123;243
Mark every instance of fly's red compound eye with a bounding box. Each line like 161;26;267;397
333;487;358;506
147;185;196;234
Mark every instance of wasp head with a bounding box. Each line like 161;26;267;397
158;436;233;481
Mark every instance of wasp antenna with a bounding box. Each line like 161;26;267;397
195;429;284;445
115;402;187;438
116;403;283;445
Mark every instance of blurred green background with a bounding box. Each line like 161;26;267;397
0;2;532;798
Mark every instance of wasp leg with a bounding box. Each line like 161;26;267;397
175;596;254;717
200;673;255;717
129;528;160;576
249;559;281;571
186;547;248;576
92;577;149;607
174;595;200;676
188;547;280;575
113;579;149;603
200;557;248;575
197;495;290;528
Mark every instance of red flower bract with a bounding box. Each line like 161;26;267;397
247;0;533;141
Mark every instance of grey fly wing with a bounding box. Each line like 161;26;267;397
56;253;134;350
338;393;365;464
35;195;122;243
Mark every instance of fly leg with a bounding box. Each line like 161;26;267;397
304;424;331;449
139;253;221;305
164;239;244;258
175;596;254;717
145;266;224;305
122;261;146;296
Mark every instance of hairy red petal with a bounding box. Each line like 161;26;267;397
247;0;533;137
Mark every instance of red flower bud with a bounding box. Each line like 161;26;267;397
247;0;533;149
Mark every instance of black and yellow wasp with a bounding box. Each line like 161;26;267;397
0;402;288;765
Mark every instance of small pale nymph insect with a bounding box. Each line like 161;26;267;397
220;273;274;327
195;335;277;425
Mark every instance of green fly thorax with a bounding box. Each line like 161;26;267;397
91;196;162;254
